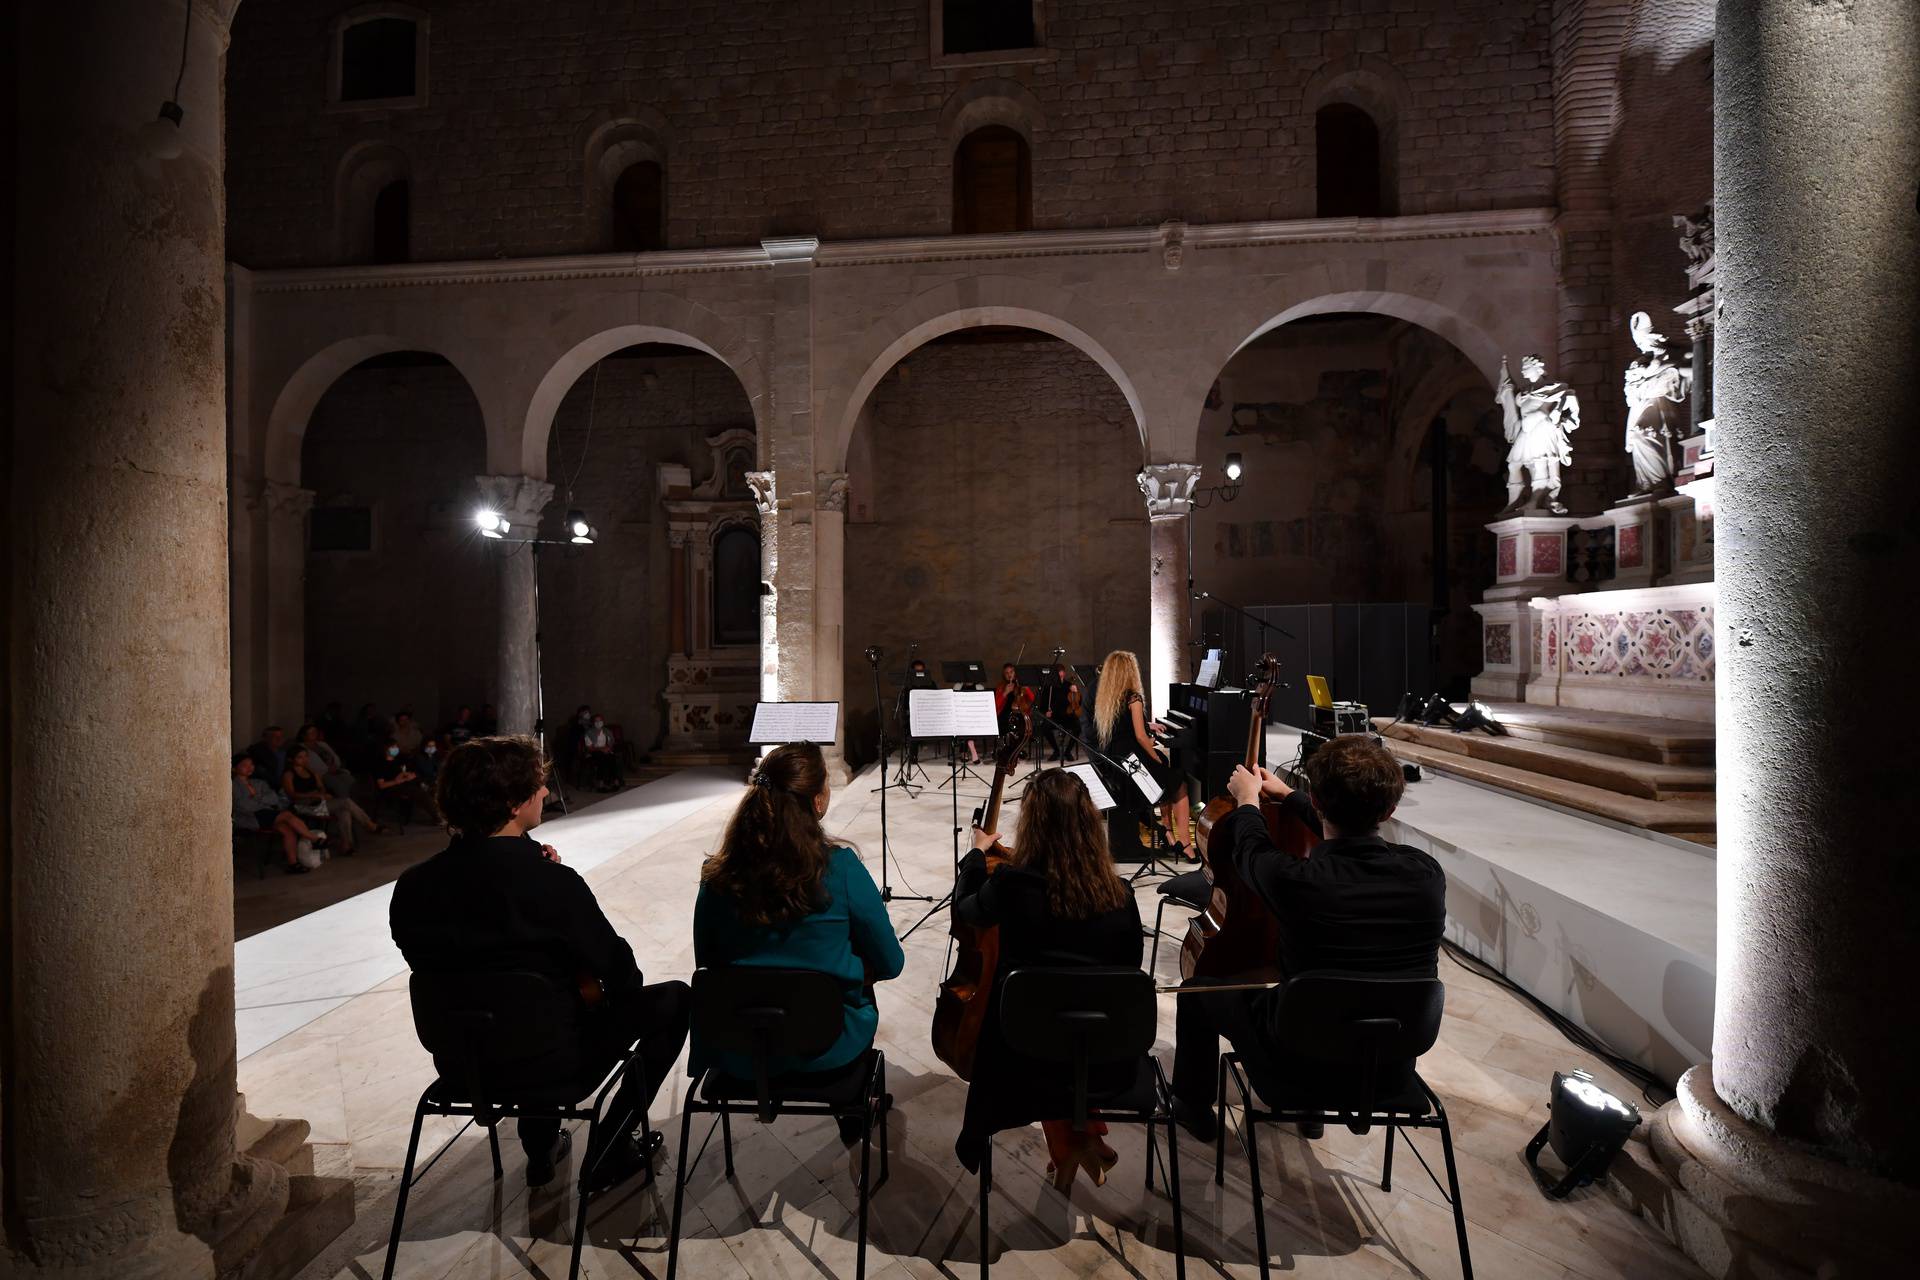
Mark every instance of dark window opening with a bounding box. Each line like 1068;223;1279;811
712;526;762;647
310;506;373;553
341;18;418;102
1316;104;1383;217
371;180;409;263
612;161;665;252
953;126;1031;234
942;1;1037;55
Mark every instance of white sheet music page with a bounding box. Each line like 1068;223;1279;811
1122;756;1164;804
952;689;1000;736
748;701;840;744
1196;657;1222;688
909;688;1001;739
1062;763;1118;811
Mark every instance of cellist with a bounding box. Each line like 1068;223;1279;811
1166;735;1446;1142
951;769;1143;1189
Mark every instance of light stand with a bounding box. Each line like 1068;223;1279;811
863;646;931;905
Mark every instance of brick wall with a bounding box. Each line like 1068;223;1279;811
226;0;1557;267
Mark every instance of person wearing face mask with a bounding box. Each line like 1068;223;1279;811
691;743;904;1142
415;735;448;786
390;735;690;1192
374;736;433;829
582;714;620;792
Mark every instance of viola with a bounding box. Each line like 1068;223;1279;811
930;686;1033;1080
1180;653;1319;982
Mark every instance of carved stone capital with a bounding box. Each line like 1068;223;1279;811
816;472;850;513
474;473;555;532
1674;203;1714;270
746;470;777;516
1138;463;1201;518
264;481;315;519
1159;219;1186;271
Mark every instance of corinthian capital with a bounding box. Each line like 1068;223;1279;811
816;472;850;513
475;474;555;534
1138;463;1202;518
746;470;777;516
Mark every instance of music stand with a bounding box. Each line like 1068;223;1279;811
897;688;999;942
931;662;992;790
862;655;932;905
747;701;839;747
895;666;939;788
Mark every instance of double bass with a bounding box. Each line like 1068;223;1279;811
1179;653;1320;981
930;686;1033;1080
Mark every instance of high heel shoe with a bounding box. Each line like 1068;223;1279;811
1045;1137;1118;1193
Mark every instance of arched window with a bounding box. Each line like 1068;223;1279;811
331;8;428;107
371;179;410;263
1316;104;1384;217
712;525;761;647
612;160;665;251
953;125;1031;234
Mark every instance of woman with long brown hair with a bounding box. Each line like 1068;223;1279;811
1093;649;1192;855
952;768;1143;1189
692;743;905;1135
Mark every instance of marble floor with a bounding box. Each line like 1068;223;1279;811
247;757;1704;1280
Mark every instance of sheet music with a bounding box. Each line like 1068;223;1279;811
1121;756;1164;804
1196;657;1222;688
1062;763;1118;811
748;701;840;744
908;688;999;738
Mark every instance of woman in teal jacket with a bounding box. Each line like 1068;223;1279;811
692;742;905;1118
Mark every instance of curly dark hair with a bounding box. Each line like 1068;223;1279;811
1302;734;1405;833
435;735;551;838
701;743;832;928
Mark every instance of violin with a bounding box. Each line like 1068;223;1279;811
1180;653;1319;982
930;686;1033;1080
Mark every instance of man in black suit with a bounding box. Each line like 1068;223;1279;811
1167;734;1445;1139
390;736;690;1190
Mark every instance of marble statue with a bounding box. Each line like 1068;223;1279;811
1622;311;1694;497
1497;353;1581;515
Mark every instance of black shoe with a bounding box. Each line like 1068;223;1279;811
526;1129;572;1188
836;1093;893;1146
1171;1096;1217;1143
580;1132;655;1195
284;861;311;875
1297;1120;1324;1140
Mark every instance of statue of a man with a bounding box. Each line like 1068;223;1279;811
1622;311;1693;497
1497;353;1581;515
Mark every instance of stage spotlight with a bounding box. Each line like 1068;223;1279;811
475;509;506;539
1524;1070;1641;1199
566;509;596;544
1453;699;1510;736
1225;451;1244;483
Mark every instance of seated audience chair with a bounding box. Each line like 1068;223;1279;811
1213;973;1471;1280
667;966;891;1280
383;970;664;1280
1149;870;1212;977
986;967;1186;1279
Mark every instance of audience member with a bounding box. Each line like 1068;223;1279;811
446;705;477;745
374;737;432;828
246;725;289;785
417;734;448;785
393;709;425;758
582;714;621;791
296;724;385;847
232;753;326;874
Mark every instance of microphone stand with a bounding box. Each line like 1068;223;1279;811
1193;589;1296;687
865;649;931;905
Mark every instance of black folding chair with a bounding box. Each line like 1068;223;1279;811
666;967;891;1280
1149;870;1212;976
1213;973;1472;1279
986;967;1186;1278
383;971;664;1280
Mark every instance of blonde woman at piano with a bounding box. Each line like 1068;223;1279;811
1093;650;1192;857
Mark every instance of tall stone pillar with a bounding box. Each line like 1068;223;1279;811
1647;2;1920;1273
814;473;851;778
747;470;781;705
263;482;315;727
476;474;554;736
6;1;291;1275
760;238;820;709
1139;463;1200;699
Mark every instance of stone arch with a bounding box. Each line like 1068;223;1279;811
332;139;412;263
824;282;1147;472
521;307;768;477
264;334;489;483
1384;359;1495;513
581;109;673;249
937;77;1045;150
1301;55;1411;217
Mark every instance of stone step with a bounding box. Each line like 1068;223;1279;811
242;1115;315;1178
1384;736;1717;837
240;1173;356;1280
1380;720;1716;801
1472;701;1716;766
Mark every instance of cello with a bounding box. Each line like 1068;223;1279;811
930;686;1033;1080
1179;653;1320;981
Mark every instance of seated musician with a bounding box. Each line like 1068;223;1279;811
1093;649;1192;855
1039;661;1082;762
692;743;905;1141
993;662;1029;735
1168;734;1444;1140
952;769;1143;1189
389;736;691;1191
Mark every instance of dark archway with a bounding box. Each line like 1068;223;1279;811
1316;104;1384;217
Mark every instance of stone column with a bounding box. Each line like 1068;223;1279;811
1647;3;1920;1273
1139;463;1201;698
761;238;820;708
476;474;554;736
263;482;315;727
7;1;291;1275
814;472;851;779
747;470;780;704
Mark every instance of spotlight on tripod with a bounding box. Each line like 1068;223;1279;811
863;645;884;666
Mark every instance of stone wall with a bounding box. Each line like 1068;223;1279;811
843;335;1150;759
302;359;498;733
226;0;1557;266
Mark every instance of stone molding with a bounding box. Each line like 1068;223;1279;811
1138;463;1201;518
1158;220;1186;271
264;481;316;519
815;472;849;513
474;473;554;531
745;470;776;516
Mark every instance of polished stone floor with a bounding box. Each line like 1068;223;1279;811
248;758;1703;1280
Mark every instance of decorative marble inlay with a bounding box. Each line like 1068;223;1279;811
1497;535;1518;578
1485;622;1513;665
1530;534;1563;576
1617;523;1644;569
1556;604;1714;682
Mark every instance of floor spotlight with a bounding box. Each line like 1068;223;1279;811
475;509;506;539
566;509;594;544
1524;1069;1641;1199
1452;699;1509;736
